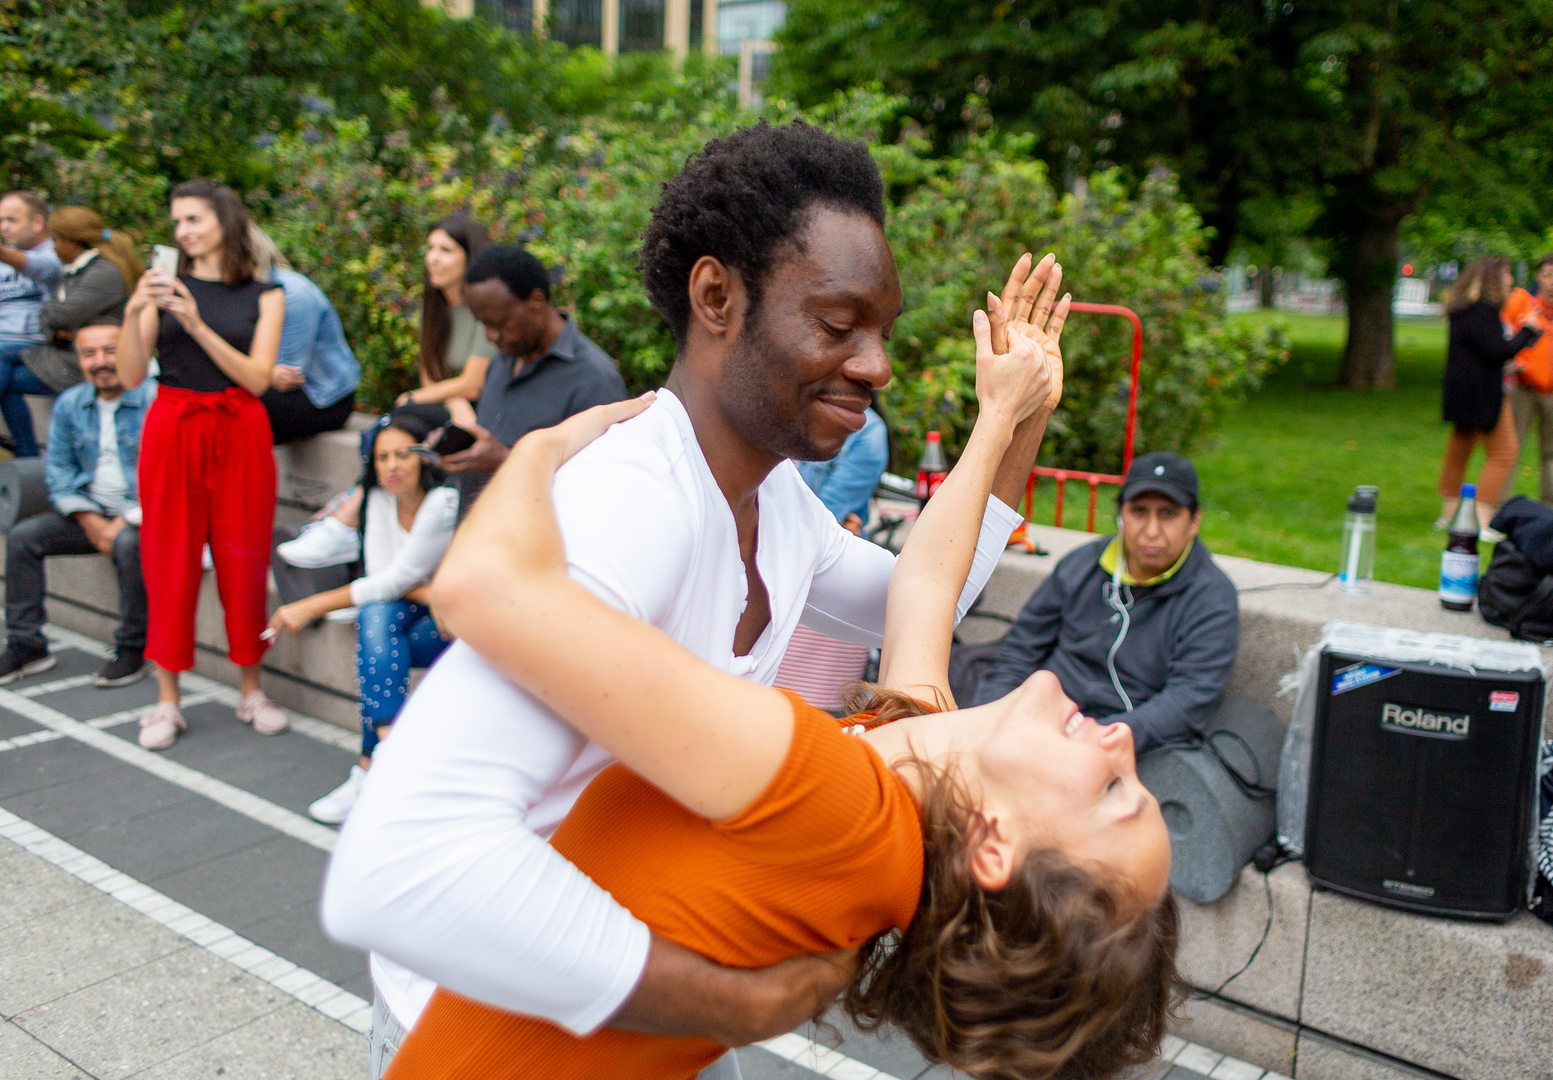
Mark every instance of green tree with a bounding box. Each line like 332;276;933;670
774;0;1553;389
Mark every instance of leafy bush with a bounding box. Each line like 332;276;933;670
26;62;1282;473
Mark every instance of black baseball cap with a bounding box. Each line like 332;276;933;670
1120;451;1199;509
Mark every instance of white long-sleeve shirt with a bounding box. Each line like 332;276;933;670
349;486;459;607
321;390;1023;1035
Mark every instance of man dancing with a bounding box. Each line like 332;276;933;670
323;120;1068;1076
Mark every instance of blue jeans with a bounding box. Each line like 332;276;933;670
0;341;53;458
355;600;449;756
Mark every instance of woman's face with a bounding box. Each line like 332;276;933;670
52;234;86;262
373;426;423;496
425;229;468;293
968;671;1171;914
171;197;224;261
1503;268;1516;293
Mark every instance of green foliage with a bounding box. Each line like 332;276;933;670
242;87;1282;476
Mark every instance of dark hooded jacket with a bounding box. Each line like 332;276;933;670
971;535;1239;751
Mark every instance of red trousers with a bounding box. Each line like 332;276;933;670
138;386;276;672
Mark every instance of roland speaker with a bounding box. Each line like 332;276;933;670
1304;650;1544;920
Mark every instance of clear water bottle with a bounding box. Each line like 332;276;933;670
915;431;948;506
1338;485;1378;595
1439;483;1480;611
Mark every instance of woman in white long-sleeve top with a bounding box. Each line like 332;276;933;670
267;410;458;822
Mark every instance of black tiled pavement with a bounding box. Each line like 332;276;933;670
0;649;369;999
0;705;41;740
9;647;101;687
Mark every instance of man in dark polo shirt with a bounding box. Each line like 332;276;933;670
441;245;627;506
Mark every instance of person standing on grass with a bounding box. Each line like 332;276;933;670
1439;256;1542;538
265;412;457;825
0;318;152;688
116;179;290;751
1502;254;1553;505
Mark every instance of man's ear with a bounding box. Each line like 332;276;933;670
968;817;1016;892
1189;505;1203;539
687;255;743;339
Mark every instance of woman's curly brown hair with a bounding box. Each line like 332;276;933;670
840;686;1184;1079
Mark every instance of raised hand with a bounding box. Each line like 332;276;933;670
988;252;1070;414
971;307;1050;428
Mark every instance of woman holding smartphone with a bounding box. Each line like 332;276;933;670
117;179;289;750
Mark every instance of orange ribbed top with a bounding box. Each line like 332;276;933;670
383;692;923;1080
1505;287;1553;392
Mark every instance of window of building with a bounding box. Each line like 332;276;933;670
716;0;785;54
620;0;666;52
551;0;603;46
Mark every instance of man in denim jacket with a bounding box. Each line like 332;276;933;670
0;318;153;686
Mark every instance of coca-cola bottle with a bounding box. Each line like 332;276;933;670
916;431;948;506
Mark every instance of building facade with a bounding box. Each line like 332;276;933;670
458;0;786;59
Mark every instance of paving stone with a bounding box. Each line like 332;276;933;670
238;897;367;989
337;970;372;1002
0;738;119;800
800;1011;935;1079
141;701;355;817
1;756;194;842
738;1046;856;1079
0;888;187;1016
0;1019;90;1079
1292;1033;1436;1080
0;707;41;740
0;840;101;934
68;794;275;884
37;676;159;722
1301;887;1553;1080
131;1000;362;1080
1174;863;1310;1021
9;650;101;689
12;946;290;1080
1171;996;1295;1077
149;835;328;933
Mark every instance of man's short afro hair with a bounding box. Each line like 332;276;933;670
467;244;551;301
639;120;886;345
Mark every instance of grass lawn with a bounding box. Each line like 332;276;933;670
1029;311;1545;590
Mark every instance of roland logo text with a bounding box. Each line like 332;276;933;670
1380;703;1470;741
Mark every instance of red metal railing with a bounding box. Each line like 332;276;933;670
1017;302;1143;537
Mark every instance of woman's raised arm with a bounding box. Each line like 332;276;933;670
432;395;796;822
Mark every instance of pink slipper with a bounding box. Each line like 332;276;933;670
237;690;288;736
138;702;186;750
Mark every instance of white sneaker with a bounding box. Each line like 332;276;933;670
309;764;367;824
278;517;360;568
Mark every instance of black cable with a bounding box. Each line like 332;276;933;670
1192;863;1285;1001
1237;572;1337;594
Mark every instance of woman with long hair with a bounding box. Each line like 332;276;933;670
1439;256;1543;534
380;304;1178;1080
117;179;289;750
274;213;491;570
398;212;493;409
0;207;144;456
266;410;457;824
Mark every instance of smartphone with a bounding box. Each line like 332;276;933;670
151;244;180;277
430;426;476;456
407;445;443;465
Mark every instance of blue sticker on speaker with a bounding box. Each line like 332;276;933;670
1331;663;1399;695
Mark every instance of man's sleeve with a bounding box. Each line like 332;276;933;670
970;571;1066;705
1118;578;1241;752
321;449;694;1033
323;647;650;1035
800;494;1024;646
22;247;61;286
45;397;92;516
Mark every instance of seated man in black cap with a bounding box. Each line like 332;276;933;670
970;451;1239;752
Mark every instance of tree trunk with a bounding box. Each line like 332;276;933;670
1259;269;1276;309
1340;218;1398;389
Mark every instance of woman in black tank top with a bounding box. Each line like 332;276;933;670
117;180;291;750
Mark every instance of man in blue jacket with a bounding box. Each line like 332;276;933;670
971;451;1240;752
0;318;153;687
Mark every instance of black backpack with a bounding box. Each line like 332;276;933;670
1478;540;1553;643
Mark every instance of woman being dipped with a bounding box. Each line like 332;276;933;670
118;179;289;750
384;298;1177;1080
